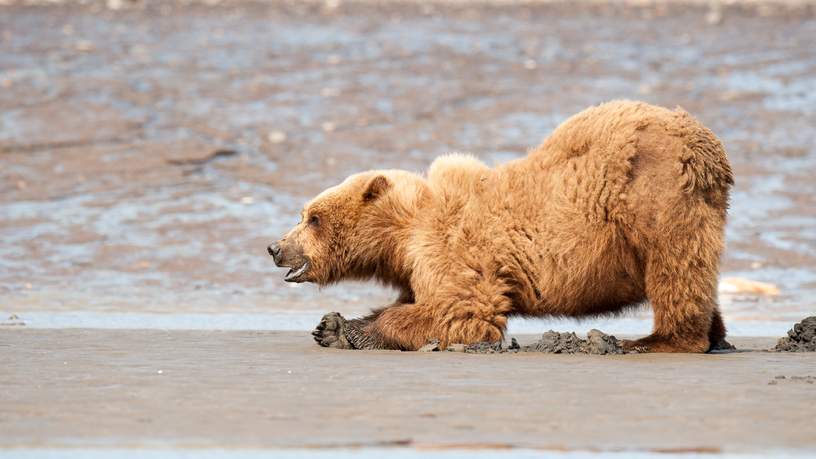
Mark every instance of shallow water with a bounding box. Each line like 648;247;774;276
4;310;801;338
1;2;815;335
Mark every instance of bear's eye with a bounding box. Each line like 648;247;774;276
308;215;320;227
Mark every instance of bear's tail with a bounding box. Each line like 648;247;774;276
675;108;734;198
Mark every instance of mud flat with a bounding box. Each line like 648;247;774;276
1;329;814;456
1;0;816;331
1;1;815;456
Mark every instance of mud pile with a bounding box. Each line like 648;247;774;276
522;329;625;355
436;330;625;354
773;316;816;352
463;339;517;354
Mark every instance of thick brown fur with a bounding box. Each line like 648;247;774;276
272;100;734;353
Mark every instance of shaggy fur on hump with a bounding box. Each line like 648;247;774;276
279;100;733;352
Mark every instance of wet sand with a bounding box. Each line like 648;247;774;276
1;329;815;455
1;1;815;456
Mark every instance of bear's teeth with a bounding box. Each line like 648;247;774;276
285;261;310;281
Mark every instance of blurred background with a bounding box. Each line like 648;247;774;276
1;0;814;336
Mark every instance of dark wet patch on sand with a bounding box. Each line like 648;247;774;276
768;375;815;385
773;316;816;352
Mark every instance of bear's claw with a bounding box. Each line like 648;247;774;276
619;339;649;353
312;312;354;349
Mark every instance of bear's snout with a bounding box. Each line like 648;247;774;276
267;243;282;264
269;239;312;283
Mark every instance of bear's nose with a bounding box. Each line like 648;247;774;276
268;243;282;262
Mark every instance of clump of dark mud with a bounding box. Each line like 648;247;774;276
461;342;502;353
773;316;816;352
523;331;584;353
462;339;514;354
585;329;625;354
523;329;625;355
430;338;519;353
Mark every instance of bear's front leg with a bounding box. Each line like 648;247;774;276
313;279;510;350
369;302;506;351
313;306;433;350
312;311;386;350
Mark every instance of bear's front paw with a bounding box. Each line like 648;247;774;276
618;339;649;353
312;312;354;349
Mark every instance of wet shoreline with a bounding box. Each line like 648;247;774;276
0;310;808;337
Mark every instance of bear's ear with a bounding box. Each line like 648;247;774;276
362;175;391;202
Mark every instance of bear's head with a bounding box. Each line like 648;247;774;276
268;170;424;286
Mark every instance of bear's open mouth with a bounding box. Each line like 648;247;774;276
284;260;310;283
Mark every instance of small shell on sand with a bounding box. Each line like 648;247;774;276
1;314;26;327
719;277;779;295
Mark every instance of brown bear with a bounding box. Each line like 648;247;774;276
268;100;733;353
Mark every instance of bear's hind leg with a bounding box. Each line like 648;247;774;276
622;259;717;353
707;308;728;351
622;207;725;353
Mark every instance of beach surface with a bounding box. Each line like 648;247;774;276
2;329;815;456
2;1;816;457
